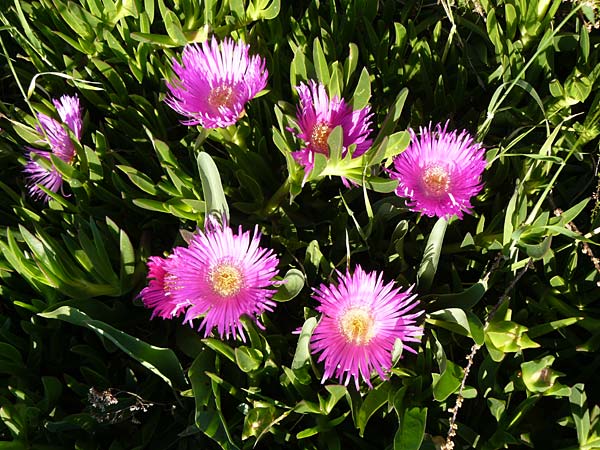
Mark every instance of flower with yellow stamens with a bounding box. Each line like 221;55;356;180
310;266;422;389
389;122;486;219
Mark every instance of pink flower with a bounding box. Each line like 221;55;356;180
170;224;280;341
139;254;188;319
24;95;82;202
310;266;422;389
291;80;373;177
389;122;486;219
165;37;268;128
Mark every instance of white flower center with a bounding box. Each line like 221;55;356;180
209;263;243;297
422;164;450;197
310;121;332;154
339;307;375;345
208;84;235;109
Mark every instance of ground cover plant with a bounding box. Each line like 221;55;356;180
0;0;599;449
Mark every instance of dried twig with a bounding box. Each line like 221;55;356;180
469;0;485;17
88;387;155;425
442;259;533;450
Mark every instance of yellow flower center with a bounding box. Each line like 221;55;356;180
209;263;243;297
310;121;332;154
208;84;235;109
423;165;450;197
339;307;375;345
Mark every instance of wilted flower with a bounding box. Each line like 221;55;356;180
291;80;373;177
165;37;268;128
24;94;82;202
139;254;188;319
170;223;280;340
310;265;423;389
389;122;486;219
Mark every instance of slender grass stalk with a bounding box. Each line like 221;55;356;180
0;33;37;119
478;4;582;140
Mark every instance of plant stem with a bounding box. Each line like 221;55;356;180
262;177;291;216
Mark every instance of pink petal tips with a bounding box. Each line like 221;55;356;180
139;254;188;320
389;122;486;219
139;223;280;341
290;80;373;177
24;94;82;202
165;36;268;129
310;265;423;390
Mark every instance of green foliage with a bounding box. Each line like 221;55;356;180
0;0;598;449
40;306;188;390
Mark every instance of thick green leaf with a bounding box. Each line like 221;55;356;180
427;308;484;344
39;306;188;389
189;350;215;409
487;398;506;422
0;343;26;377
320;385;347;414
247;0;280;20
196;410;240;450
417;217;448;291
0;441;27;450
357;382;390;437
117;165;158;195
197;152;229;222
273;268;305;302
290;46;308;87
528;317;583;338
360;176;399;193
503;187;519;245
86;220;120;285
521;356;564;394
372;88;408;149
132;198;170;213
242;406;277;440
552;197;591;226
130;31;177;46
570;383;590;445
424;279;488;310
114;221;136;288
292;317;317;370
327;125;344;163
433;359;463;401
163;9;187;45
522;236;552;259
39;376;62;414
203;338;235;363
393;407;427;450
313;38;329;85
234;346;263;373
486;321;540;353
328;61;343;98
351;67;371;110
344;42;359;85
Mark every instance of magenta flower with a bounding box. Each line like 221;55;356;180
169;224;280;340
310;266;422;389
165;37;268;128
139;254;189;320
24;95;82;202
389;122;486;219
291;80;373;176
